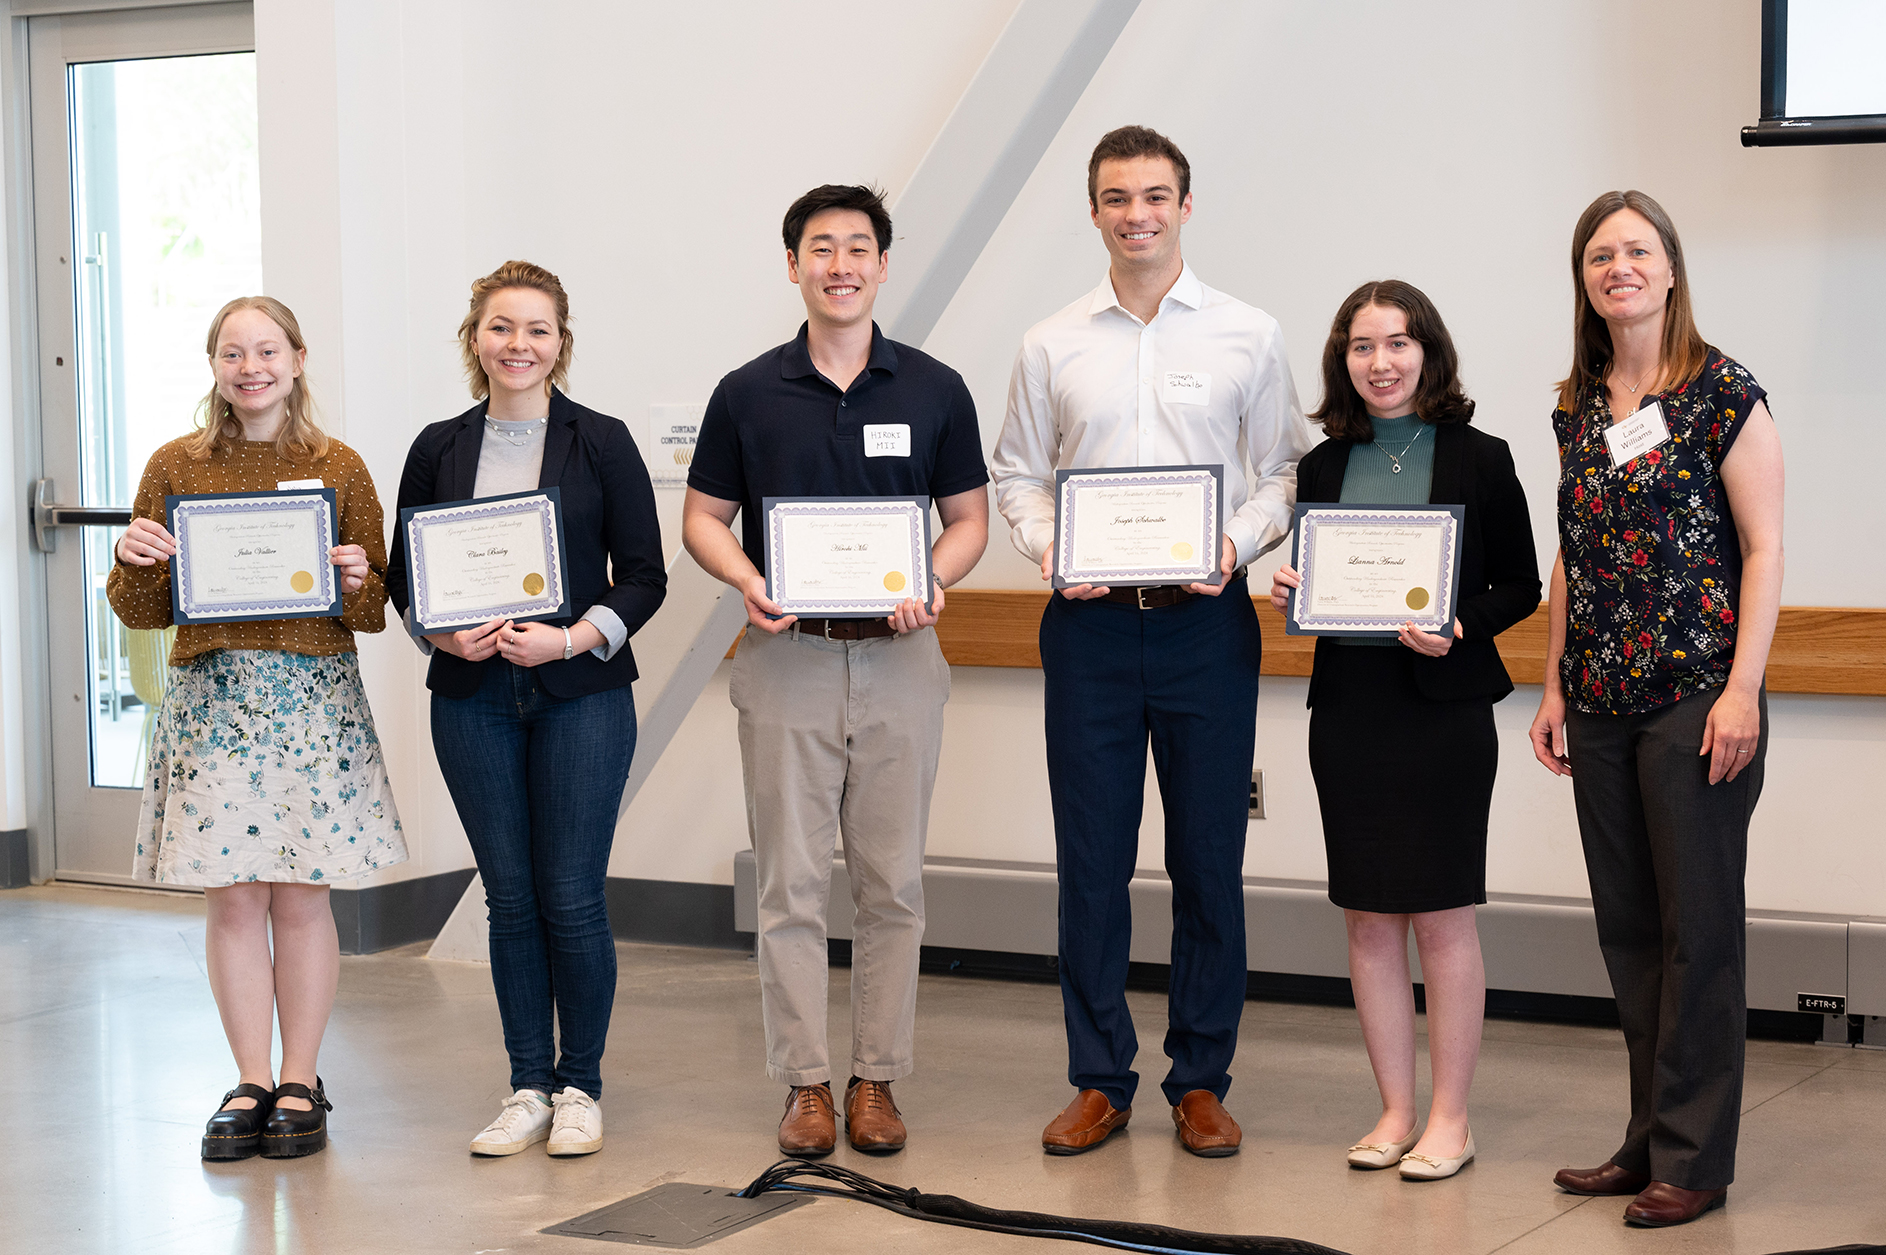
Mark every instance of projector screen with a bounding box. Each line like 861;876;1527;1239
1743;0;1886;146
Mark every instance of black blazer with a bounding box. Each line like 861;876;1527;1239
1298;422;1540;707
387;388;666;699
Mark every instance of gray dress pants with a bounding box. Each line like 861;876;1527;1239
730;625;950;1086
1566;683;1767;1191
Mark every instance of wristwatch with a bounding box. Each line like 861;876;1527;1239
561;626;573;661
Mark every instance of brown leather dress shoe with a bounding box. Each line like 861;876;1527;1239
1171;1090;1241;1157
1552;1161;1653;1196
777;1083;835;1158
843;1079;906;1153
1624;1181;1727;1227
1041;1089;1131;1155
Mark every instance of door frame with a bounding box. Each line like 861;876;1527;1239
3;0;253;885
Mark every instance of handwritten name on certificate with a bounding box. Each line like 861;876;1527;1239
168;490;341;624
401;490;569;635
1053;465;1222;589
764;497;931;617
1288;504;1464;637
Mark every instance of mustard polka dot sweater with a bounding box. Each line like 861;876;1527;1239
106;436;389;663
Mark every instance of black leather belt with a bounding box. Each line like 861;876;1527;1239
791;617;897;640
1096;567;1247;610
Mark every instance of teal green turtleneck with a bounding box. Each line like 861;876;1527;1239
1337;414;1435;646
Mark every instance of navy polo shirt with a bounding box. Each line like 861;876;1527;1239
689;322;989;574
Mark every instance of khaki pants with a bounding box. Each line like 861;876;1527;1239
730;624;950;1086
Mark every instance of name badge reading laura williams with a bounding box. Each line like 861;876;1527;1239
1602;401;1671;469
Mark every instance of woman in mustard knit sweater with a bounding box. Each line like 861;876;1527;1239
108;295;406;1161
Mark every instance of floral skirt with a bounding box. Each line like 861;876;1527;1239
133;649;407;887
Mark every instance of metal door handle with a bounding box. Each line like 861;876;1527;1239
31;478;130;553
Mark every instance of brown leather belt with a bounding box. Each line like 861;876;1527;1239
1096;567;1248;610
791;617;897;640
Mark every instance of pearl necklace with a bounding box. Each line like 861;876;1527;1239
485;415;547;447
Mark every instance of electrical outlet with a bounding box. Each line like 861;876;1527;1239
1249;769;1265;820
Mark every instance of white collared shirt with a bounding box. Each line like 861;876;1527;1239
991;264;1313;569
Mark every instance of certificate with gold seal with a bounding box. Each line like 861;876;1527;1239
167;489;343;624
399;488;570;636
1052;464;1223;589
763;496;933;618
1285;502;1464;637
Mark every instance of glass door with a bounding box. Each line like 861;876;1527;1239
29;4;258;883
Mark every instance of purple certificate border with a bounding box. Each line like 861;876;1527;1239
765;498;931;617
409;494;565;631
1294;507;1460;633
1054;466;1220;586
172;492;338;621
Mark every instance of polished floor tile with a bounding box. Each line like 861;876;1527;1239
4;883;1884;1254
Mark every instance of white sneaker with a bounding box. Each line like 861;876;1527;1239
547;1086;603;1156
469;1088;553;1156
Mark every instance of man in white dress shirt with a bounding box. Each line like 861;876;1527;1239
991;126;1313;1157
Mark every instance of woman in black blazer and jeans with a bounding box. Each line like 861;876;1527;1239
1271;281;1539;1180
388;261;664;1158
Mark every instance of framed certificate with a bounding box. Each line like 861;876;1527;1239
1052;464;1223;589
1285;502;1465;637
167;489;343;624
763;496;932;618
399;488;571;637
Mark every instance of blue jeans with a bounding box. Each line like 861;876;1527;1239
431;661;636;1099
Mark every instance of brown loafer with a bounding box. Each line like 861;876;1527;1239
1624;1181;1727;1227
843;1078;906;1153
777;1083;835;1158
1042;1089;1131;1155
1553;1161;1653;1196
1171;1090;1241;1157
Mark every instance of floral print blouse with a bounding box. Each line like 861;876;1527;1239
1553;349;1767;715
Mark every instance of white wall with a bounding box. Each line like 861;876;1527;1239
222;0;1886;918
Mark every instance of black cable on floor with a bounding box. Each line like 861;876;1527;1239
736;1159;1352;1254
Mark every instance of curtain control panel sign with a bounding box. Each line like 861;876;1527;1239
646;403;705;486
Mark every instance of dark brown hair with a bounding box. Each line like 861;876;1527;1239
1309;279;1474;442
1087;125;1191;206
1556;190;1708;414
458;260;574;400
782;184;892;256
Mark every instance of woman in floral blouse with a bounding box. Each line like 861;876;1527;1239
1530;191;1784;1228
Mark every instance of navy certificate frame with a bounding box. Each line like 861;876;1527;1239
399;487;571;637
763;495;933;618
1051;464;1224;589
1285;502;1464;638
166;489;342;625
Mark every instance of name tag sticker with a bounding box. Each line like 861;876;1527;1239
1602;401;1671;469
1162;371;1211;406
277;478;324;489
863;424;911;458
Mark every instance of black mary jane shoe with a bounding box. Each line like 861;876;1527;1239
202;1083;276;1160
260;1078;333;1159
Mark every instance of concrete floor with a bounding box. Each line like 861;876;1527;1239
4;884;1884;1255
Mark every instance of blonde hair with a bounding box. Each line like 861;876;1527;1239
1556;190;1709;415
188;296;329;463
457;260;574;400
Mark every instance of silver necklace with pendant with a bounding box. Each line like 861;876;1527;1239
485;415;547;447
1372;423;1428;474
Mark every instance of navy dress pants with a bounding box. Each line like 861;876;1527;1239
1039;579;1261;1109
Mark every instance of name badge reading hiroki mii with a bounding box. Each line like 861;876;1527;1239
863;424;911;458
1602;401;1671;469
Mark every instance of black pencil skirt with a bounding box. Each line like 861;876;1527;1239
1307;644;1497;914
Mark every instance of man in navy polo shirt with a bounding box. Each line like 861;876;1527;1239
682;184;988;1158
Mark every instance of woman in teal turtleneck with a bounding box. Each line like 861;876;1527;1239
1271;280;1540;1181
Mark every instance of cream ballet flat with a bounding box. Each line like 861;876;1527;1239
1399;1128;1476;1181
1346;1126;1420;1169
